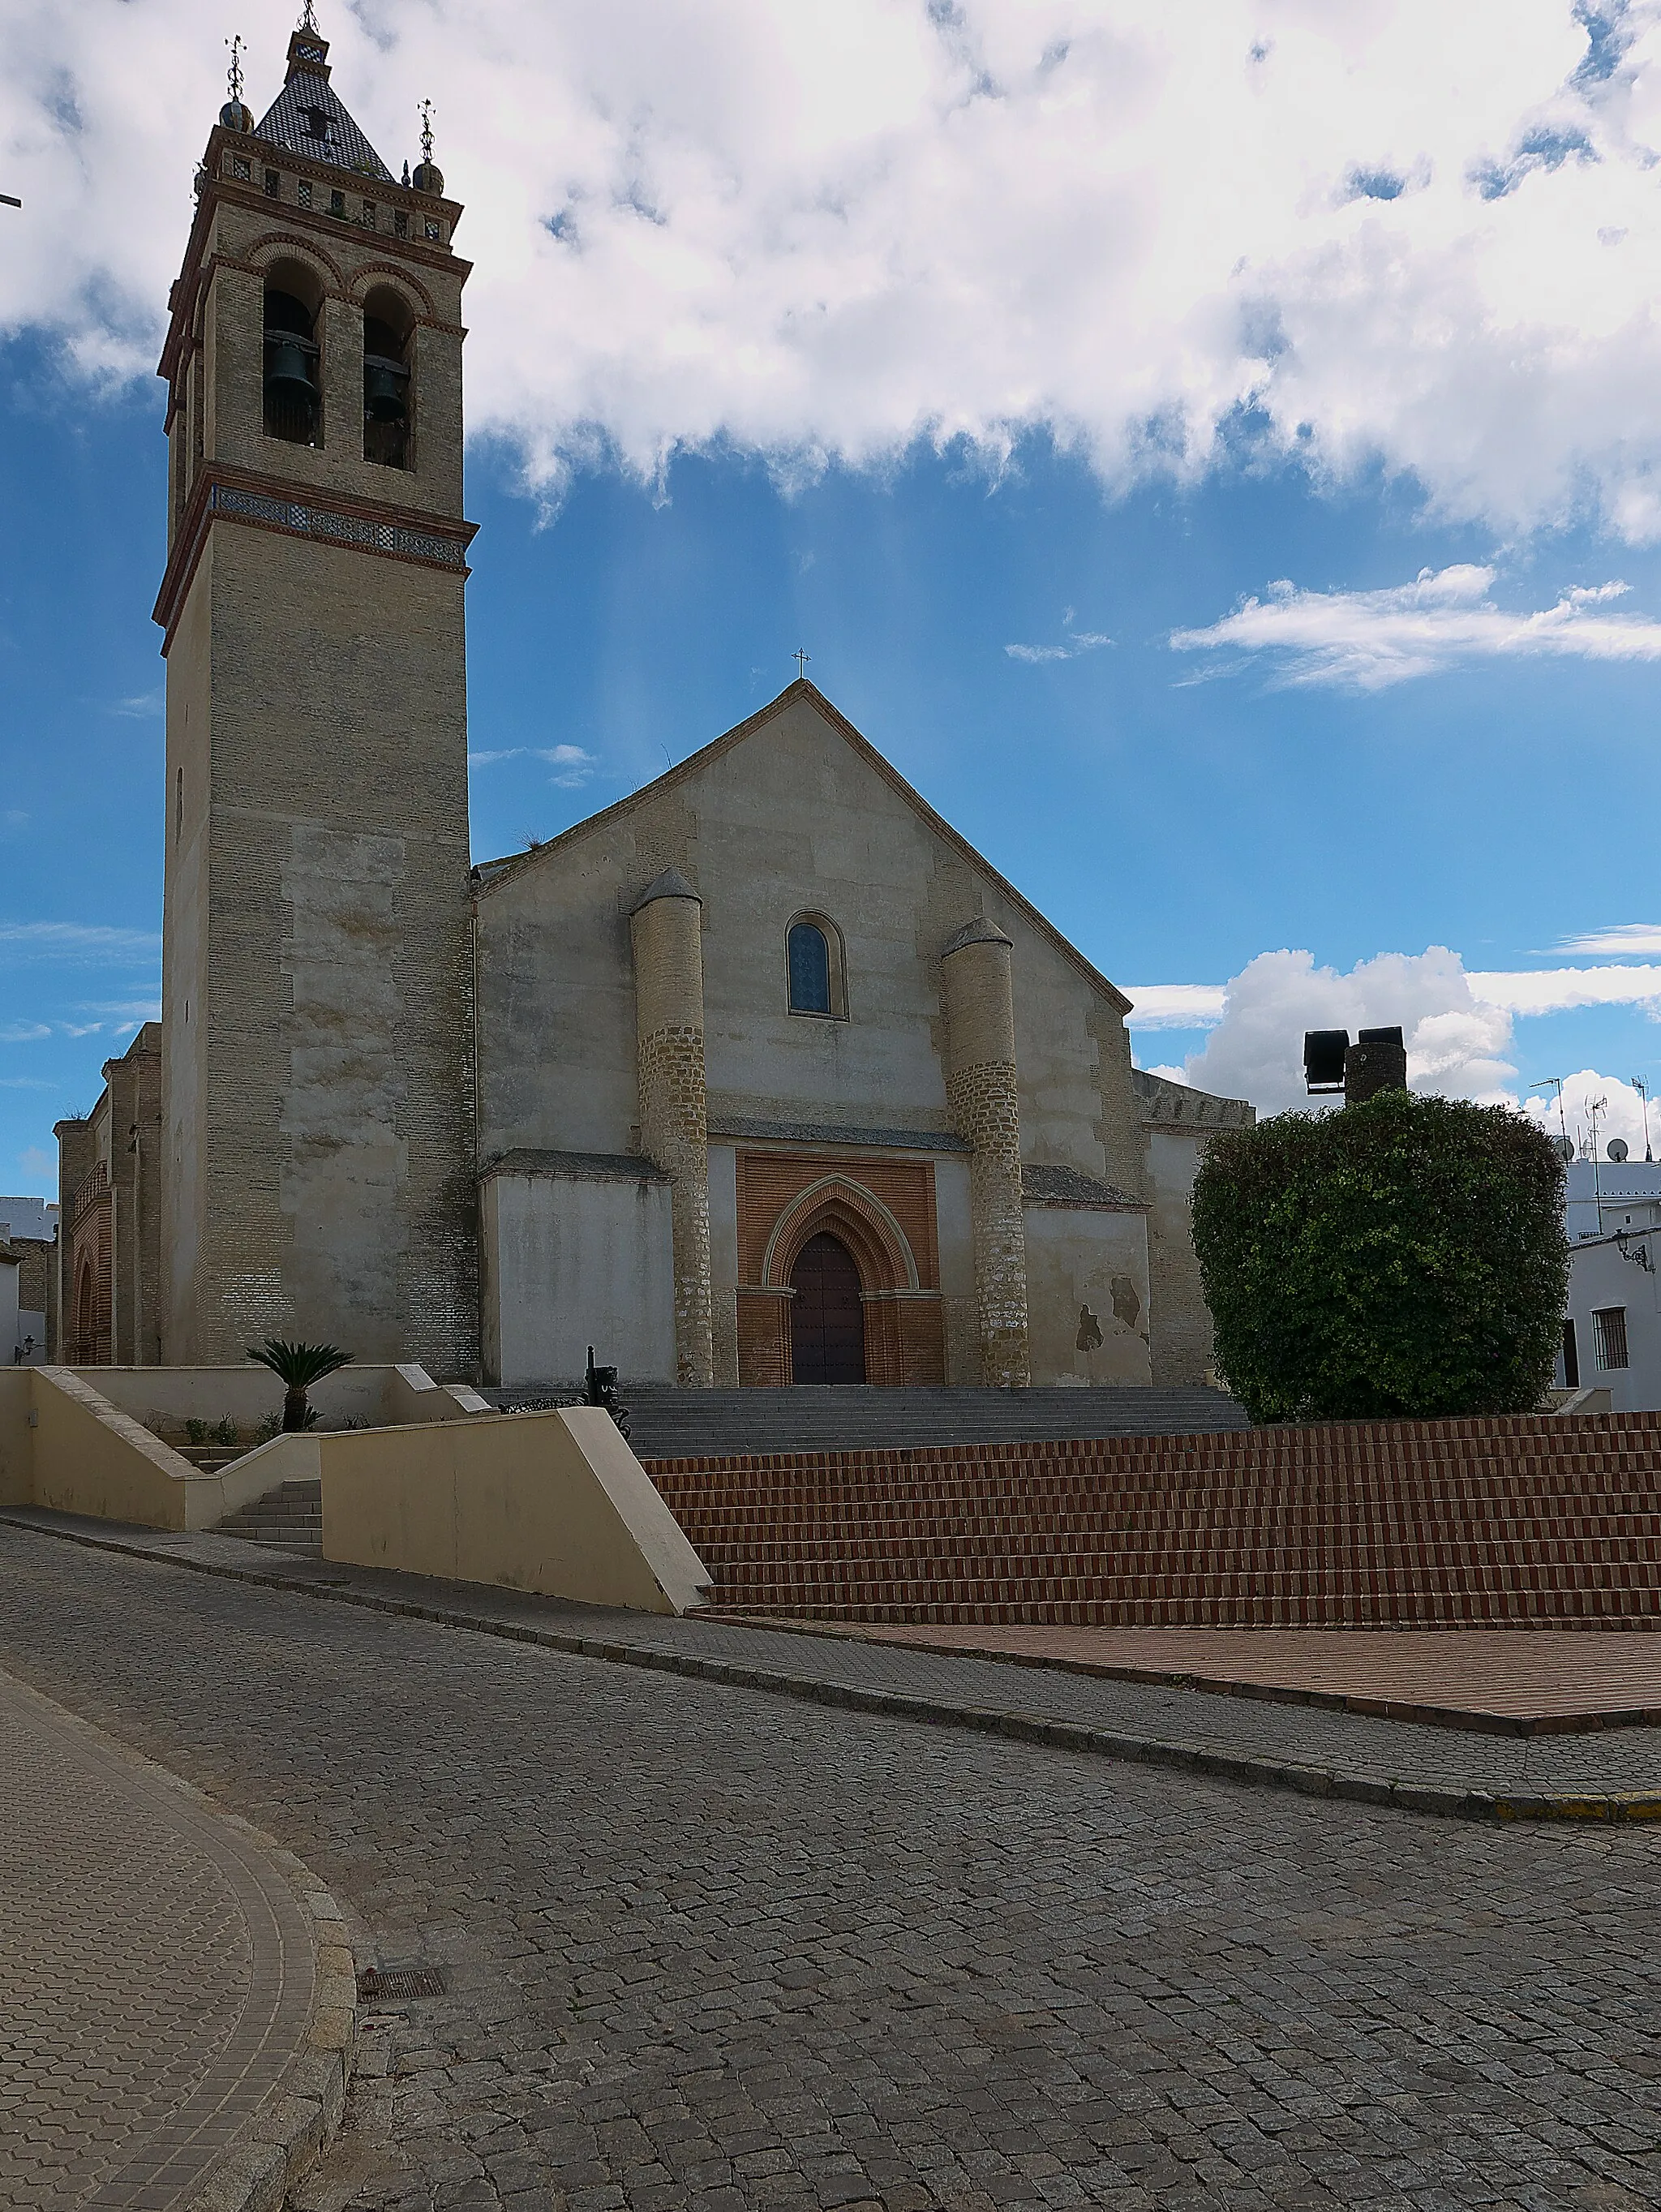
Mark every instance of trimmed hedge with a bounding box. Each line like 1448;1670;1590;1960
1191;1089;1569;1423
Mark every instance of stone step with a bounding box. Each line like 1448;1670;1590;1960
482;1385;1251;1459
216;1478;323;1555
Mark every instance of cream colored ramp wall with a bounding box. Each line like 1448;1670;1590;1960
81;1364;489;1435
320;1407;713;1616
28;1368;225;1530
0;1368;30;1506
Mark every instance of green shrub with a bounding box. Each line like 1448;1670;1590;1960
213;1415;240;1445
184;1417;210;1445
245;1338;353;1432
1191;1089;1569;1424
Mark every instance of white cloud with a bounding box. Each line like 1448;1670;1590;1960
0;923;160;961
1555;922;1661;957
1130;947;1661;1110
1170;566;1661;689
1006;630;1112;664
1468;964;1661;1016
0;1023;52;1045
1122;983;1229;1029
11;4;1661;538
1153;946;1521;1112
468;743;595;787
15;1146;54;1183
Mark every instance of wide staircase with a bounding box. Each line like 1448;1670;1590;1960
485;1385;1251;1459
212;1479;323;1557
646;1411;1661;1627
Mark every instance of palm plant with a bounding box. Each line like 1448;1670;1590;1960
246;1339;354;1432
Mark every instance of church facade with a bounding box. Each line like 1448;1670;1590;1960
53;21;1251;1393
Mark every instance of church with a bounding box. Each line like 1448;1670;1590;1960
54;17;1251;1394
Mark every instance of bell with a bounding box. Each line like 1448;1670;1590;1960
264;333;316;407
363;354;408;423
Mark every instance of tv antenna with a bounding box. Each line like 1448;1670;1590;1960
1633;1075;1652;1162
1588;1094;1608;1231
1530;1076;1569;1153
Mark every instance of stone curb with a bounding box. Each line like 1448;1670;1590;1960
177;1827;358;2212
708;1613;1661;1737
6;1507;1659;1827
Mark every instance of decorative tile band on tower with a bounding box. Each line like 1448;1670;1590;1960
942;919;1031;1389
631;874;715;1388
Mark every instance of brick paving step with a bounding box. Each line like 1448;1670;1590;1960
657;1410;1661;1629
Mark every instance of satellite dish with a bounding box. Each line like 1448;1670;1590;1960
1608;1137;1629;1162
1555;1134;1575;1163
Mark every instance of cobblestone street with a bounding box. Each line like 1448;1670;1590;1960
2;1523;1656;2212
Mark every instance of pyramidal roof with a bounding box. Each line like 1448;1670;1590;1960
254;25;393;183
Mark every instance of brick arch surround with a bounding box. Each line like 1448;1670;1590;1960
735;1153;946;1387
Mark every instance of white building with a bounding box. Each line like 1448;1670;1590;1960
1557;1158;1661;1411
0;1196;55;1366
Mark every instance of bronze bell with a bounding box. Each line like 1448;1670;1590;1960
363;354;408;423
264;332;316;406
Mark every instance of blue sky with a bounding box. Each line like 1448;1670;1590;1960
5;1;1661;1193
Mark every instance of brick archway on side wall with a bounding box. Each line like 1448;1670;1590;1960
735;1153;946;1387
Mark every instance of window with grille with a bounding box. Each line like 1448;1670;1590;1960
1593;1307;1629;1370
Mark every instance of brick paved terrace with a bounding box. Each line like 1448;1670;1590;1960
2;1520;1658;2212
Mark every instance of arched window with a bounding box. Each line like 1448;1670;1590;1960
363;285;414;468
262;263;323;445
787;914;848;1018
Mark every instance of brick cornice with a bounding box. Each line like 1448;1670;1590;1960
153;461;476;650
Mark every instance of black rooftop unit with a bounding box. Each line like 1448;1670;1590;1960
1303;1029;1349;1093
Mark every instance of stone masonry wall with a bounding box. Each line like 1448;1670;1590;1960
157;140;479;1376
632;891;715;1386
941;926;1031;1389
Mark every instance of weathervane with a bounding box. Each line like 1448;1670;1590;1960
792;647;810;680
300;0;320;32
420;97;436;165
225;33;245;104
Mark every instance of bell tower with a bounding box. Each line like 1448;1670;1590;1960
153;15;479;1372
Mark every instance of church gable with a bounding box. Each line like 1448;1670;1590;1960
477;681;1131;1018
474;683;1141;1178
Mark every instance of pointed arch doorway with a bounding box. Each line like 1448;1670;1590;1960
789;1231;866;1385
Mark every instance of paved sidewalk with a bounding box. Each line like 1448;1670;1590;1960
6;1505;1659;1819
0;1670;331;2211
755;1621;1661;1729
2;1521;1657;2212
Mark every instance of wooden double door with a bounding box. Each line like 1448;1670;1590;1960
789;1232;866;1385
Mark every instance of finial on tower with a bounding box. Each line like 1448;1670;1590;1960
220;33;253;132
299;0;320;32
412;98;444;195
